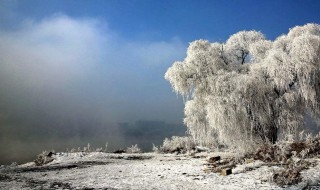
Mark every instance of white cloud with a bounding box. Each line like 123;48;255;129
0;15;106;87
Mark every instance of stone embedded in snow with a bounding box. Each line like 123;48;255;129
113;149;126;154
221;168;232;176
208;156;221;163
47;152;54;157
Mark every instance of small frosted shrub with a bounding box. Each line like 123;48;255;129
126;144;141;153
160;136;196;153
105;142;108;152
152;143;159;153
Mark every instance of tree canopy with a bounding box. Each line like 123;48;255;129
165;23;320;151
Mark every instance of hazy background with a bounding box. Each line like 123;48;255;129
0;14;186;164
0;0;319;164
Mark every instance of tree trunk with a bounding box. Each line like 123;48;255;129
269;125;278;144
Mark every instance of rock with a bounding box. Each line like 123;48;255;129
47;152;54;157
172;147;183;154
113;149;126;154
208;156;221;163
245;158;254;164
221;168;232;176
203;167;209;173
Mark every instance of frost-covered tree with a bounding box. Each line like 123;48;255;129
165;23;320;151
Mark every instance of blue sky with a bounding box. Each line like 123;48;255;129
2;0;320;41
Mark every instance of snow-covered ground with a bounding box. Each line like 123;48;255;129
1;152;319;190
